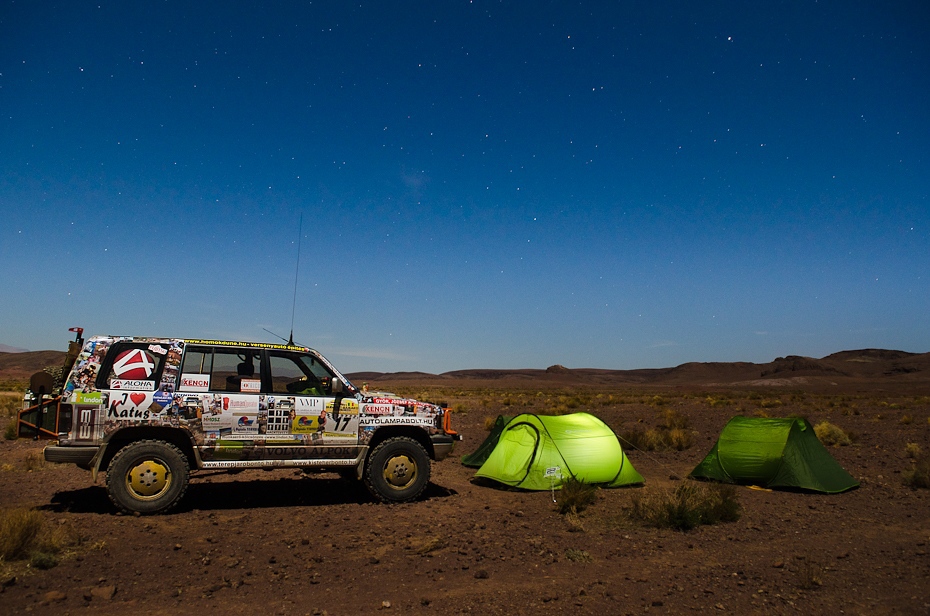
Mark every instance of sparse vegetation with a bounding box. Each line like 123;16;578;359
904;442;922;459
564;548;592;562
22;452;45;472
556;477;598;515
0;508;77;569
814;421;854;446
628;481;741;531
903;454;930;490
618;409;694;451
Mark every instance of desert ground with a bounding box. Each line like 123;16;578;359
1;350;929;615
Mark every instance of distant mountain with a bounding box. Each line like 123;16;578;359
0;350;68;381
347;348;930;392
0;344;29;353
2;348;928;392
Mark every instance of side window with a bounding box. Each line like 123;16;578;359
269;352;337;396
98;343;167;391
211;349;260;393
179;347;213;391
178;347;260;393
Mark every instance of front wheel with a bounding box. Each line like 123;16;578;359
364;437;430;503
106;440;190;515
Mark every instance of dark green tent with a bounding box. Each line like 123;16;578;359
689;416;858;493
463;413;643;490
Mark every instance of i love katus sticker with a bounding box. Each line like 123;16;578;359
112;349;156;380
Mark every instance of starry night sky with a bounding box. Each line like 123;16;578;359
1;1;928;373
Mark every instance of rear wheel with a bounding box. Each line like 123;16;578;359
106;440;190;515
364;437;430;503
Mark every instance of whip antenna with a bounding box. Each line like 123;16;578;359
288;213;303;346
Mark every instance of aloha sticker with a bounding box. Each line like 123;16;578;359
112;349;156;380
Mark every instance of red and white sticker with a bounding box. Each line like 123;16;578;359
112;349;156;380
363;404;394;416
180;374;210;392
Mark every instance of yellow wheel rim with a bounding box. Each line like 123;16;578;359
126;459;171;499
382;454;417;490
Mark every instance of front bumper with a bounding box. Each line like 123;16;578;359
44;444;98;469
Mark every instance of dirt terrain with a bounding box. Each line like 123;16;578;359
1;351;930;615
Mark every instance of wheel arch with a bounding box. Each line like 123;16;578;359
366;426;434;459
99;427;198;472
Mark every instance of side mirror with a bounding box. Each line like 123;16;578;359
331;378;343;395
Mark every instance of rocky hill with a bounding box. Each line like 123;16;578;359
4;348;929;392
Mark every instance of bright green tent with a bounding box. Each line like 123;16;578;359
466;413;644;490
689;416;858;493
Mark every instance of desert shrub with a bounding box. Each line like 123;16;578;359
483;416;497;431
0;509;44;561
617;408;695;452
814;421;853;446
665;427;694;451
22;452;46;472
905;443;922;459
903;455;930;490
0;395;21;419
564;548;592;562
899;414;913;425
556;477;598;515
3;422;16;441
0;509;79;566
662;408;690;430
628;482;741;531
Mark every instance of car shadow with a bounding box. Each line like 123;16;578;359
41;477;456;514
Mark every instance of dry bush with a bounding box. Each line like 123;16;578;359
619;421;693;452
662;408;690;430
903;455;930;490
666;427;694;451
905;442;922;459
0;509;82;571
564;548;592;562
628;482;741;531
22;451;46;472
3;421;16;441
0;395;21;418
556;477;598;515
814;421;853;446
483;416;497;431
0;508;44;561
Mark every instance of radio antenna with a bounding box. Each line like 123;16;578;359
288;213;303;346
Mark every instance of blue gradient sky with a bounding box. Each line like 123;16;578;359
1;1;928;373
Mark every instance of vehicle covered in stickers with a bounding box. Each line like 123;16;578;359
39;332;459;514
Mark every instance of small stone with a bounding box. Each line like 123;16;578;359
773;560;784;569
91;585;117;600
380;600;392;609
44;590;67;603
474;570;489;579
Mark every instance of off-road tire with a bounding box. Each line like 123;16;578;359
364;437;430;503
106;440;190;515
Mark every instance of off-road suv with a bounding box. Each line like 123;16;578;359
38;331;458;514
